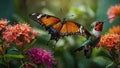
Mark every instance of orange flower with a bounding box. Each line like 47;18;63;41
109;25;120;35
0;19;9;31
107;4;120;23
2;23;39;47
98;33;120;51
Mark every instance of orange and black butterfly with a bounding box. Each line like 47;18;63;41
29;13;91;43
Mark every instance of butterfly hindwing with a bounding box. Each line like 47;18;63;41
60;21;80;35
52;21;63;32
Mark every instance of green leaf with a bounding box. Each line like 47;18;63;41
23;39;37;52
106;62;114;68
27;62;38;68
93;56;111;66
5;54;24;59
0;39;3;43
0;55;3;58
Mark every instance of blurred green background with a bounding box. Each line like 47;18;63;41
0;0;120;68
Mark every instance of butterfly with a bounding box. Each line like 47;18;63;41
29;13;91;44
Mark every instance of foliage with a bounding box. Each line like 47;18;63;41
0;0;120;68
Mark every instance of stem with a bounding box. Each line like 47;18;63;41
109;51;119;68
19;61;24;68
19;49;26;68
110;51;116;62
2;45;9;68
38;64;44;68
118;44;120;67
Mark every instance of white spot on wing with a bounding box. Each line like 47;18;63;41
37;14;43;19
79;26;83;34
32;13;36;15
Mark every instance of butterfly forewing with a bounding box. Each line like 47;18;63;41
30;13;60;28
40;15;60;27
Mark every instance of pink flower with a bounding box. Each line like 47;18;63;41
0;19;9;31
98;33;120;51
26;48;56;68
107;4;120;23
2;23;39;47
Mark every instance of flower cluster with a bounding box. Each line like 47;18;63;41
0;19;56;68
98;33;120;51
107;4;120;23
0;19;9;31
26;48;56;68
2;23;39;47
109;25;120;35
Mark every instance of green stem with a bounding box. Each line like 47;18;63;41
38;64;44;68
2;45;9;68
19;49;26;68
19;61;24;68
109;51;119;68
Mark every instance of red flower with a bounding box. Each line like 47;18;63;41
0;19;9;31
2;23;39;47
98;33;120;51
107;4;120;23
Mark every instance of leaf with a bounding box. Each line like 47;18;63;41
0;39;3;43
97;48;112;61
106;62;114;68
93;56;111;66
5;54;24;59
23;39;37;52
27;62;38;68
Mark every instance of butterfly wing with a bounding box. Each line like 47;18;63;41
59;21;80;35
59;21;91;39
29;13;60;28
29;13;64;41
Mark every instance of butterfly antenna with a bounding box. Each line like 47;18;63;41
60;8;67;18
